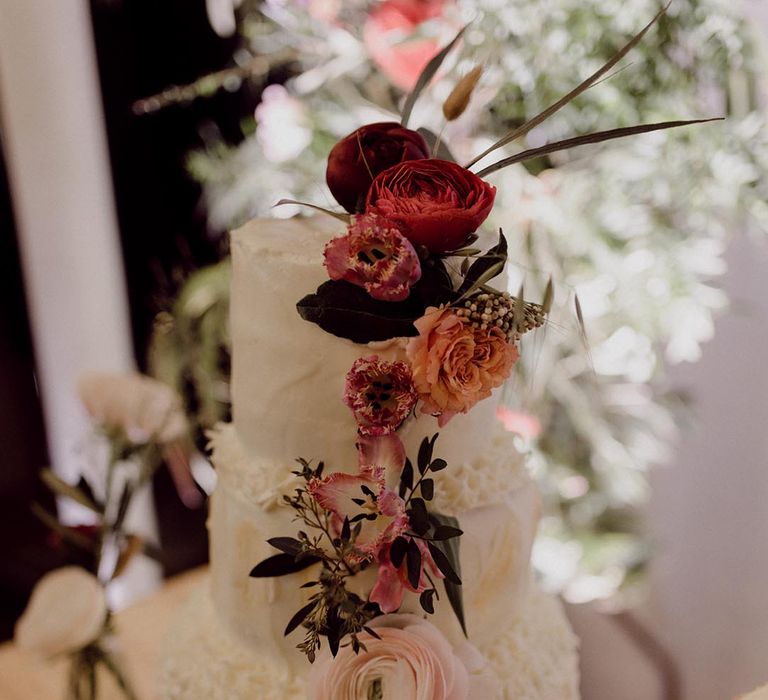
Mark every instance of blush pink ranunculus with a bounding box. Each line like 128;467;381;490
406;307;519;426
324;214;422;302
363;0;451;92
308;613;502;700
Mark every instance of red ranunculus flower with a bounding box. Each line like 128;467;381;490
366;158;496;252
326;122;430;214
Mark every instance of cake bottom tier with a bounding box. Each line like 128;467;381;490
160;573;580;700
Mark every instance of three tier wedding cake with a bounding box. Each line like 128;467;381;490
161;215;580;699
161;11;709;696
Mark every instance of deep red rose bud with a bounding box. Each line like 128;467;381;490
365;158;496;252
326;122;430;213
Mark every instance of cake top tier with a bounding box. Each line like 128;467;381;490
230;215;505;472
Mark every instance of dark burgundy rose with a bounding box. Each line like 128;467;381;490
326;122;430;213
365;158;496;252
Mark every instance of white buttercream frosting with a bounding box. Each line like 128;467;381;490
230;216;509;472
161;574;580;700
208;424;538;663
163;216;580;699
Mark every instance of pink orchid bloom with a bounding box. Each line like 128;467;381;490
370;538;444;613
344;355;418;436
308;435;408;561
323;213;422;302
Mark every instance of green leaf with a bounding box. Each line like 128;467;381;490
267;537;303;555
419;589;436;615
249;553;320;578
284;601;317;636
457;231;508;296
406;539;422;589
427;542;461;585
408;499;430;535
475;119;723;179
420;478;434;501
401;25;468;128
390;536;408;568
429;459;447;472
432;525;463;541
399;458;414;498
297;267;455;344
465;3;673;169
427;513;466;636
273;199;350;223
417;127;457;162
341;516;351;543
417;434;439;474
40;469;103;514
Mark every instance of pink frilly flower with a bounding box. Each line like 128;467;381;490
369;537;443;613
309;613;503;700
406;306;519;426
324;214;422;301
308;435;408;562
343;355;418;436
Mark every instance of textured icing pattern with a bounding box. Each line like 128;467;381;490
160;576;579;700
209;422;529;515
208;423;300;511
229;217;513;471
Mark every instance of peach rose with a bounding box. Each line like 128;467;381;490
308;614;502;700
406;307;519;426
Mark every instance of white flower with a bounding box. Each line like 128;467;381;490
309;613;502;700
255;85;312;163
15;567;107;657
740;685;768;700
205;0;243;37
78;372;188;444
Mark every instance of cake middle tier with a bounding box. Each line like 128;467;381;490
208;424;539;675
230;216;506;472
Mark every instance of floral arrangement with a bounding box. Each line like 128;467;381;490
141;0;766;602
247;10;713;667
15;373;193;700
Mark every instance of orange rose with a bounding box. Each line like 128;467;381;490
406;307;518;426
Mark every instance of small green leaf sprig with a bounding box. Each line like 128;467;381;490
250;459;380;662
249;435;467;662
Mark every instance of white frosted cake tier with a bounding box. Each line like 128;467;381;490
230;216;505;471
161;573;579;700
208;424;540;669
161;216;580;698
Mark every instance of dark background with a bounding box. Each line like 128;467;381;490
0;0;250;640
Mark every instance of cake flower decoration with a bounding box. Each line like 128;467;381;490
407;305;520;426
326;121;430;213
308;434;409;563
308;614;503;700
366;158;496;253
343;355;418;435
324;214;422;302
370;536;443;613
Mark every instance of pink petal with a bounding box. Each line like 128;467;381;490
358;433;406;479
308;471;382;521
369;561;406;613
